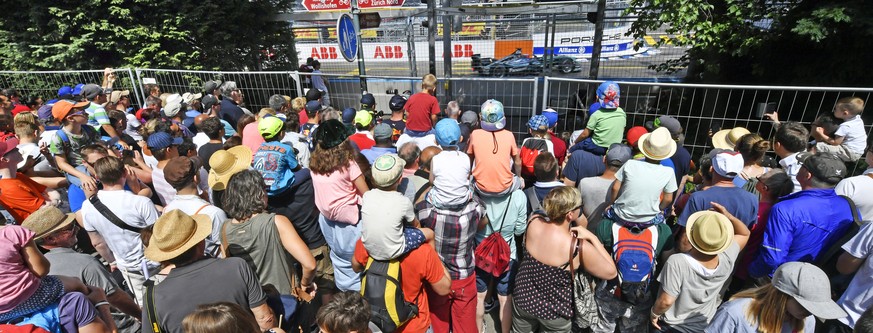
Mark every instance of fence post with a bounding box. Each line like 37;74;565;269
124;68;142;108
532;78;539;117
134;68;148;108
541;76;550;111
292;71;303;99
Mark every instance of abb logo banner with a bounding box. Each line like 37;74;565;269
304;42;494;62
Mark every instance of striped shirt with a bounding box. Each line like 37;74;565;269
86;102;111;128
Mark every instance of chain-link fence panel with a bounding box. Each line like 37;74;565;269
0;69;143;107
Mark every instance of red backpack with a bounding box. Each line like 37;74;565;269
475;193;515;277
520;138;549;177
0;324;51;333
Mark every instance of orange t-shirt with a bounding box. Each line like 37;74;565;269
354;240;446;333
0;173;47;223
466;129;519;193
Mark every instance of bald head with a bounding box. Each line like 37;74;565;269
398;142;421;170
419;146;441;172
193;114;210;127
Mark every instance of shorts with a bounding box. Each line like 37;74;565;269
310;244;336;293
402;228;426;255
476;259;517;296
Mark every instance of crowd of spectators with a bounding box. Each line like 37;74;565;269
1;74;873;333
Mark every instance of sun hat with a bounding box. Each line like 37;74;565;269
373;123;392;140
596;81;621;109
109;90;130;104
354;110;373;128
181;92;202;104
772;262;848;320
685;210;734;255
316;119;354;150
371;154;406;188
341;108;357;125
435;118;461;148
797;152;847;184
389;95;407;111
163;101;183;118
52;100;90;122
527;114;549;131
360;93;376;107
712;151;745;178
542;108;559;128
638;127;677;160
144;209;213;262
654;115;682;138
208;145;253;191
305;100;323;113
460;111;479;126
480;99;506;132
147;132;183;151
21;206;76;240
626;126;648;148
606;143;633;165
258;116;285;140
712;127;751;150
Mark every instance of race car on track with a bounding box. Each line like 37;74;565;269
471;48;583;77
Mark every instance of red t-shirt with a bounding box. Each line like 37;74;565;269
349;133;375;151
298;110;309;125
354;240;446;333
549;132;567;166
404;92;440;132
0;173;46;223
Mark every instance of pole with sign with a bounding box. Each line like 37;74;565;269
338;13;367;91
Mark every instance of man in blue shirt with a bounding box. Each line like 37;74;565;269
749;152;856;278
677;150;759;228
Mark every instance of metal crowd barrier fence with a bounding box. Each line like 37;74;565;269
133;69;303;113
0;69;143;107
543;77;873;164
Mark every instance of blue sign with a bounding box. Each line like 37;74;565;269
337;14;357;62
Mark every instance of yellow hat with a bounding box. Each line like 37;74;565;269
208;145;253;191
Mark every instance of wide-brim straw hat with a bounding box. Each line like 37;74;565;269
686;211;734;255
208;145;252;191
144;209;213;262
712;127;750;150
21;206;76;240
638;127;677;161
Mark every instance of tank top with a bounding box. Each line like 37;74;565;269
512;245;575;320
223;213;295;295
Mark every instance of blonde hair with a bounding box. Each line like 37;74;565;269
731;284;805;333
422;74;437;90
291;97;307;113
542;186;581;223
14;112;38;126
257;107;276;118
836;97;865;116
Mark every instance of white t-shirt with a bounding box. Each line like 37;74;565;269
396;133;437;152
779;152;802;193
38;130;57;147
192;132;210;151
838;223;873;328
281;131;311;168
16;142;52;173
428;150;472;208
163;194;228;257
125;114;143;141
835;170;873;223
360;189;415;261
81;189;158;272
836;115;867;155
613;160;677;222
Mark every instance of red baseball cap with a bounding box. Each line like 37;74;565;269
626;126;649;148
0;137;20;157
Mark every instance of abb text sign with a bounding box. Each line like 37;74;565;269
302;41;494;62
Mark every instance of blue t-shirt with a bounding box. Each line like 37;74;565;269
677;186;759;227
361;146;397;164
563;149;606;186
670;145;692;187
253;142;299;197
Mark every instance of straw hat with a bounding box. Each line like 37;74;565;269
144;210;213;262
208;145;253;191
712;127;750;150
638;127;677;161
21;206;76;240
685;211;734;255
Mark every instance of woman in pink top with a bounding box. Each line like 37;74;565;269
309;119;369;291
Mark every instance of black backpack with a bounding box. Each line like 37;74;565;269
360;257;419;332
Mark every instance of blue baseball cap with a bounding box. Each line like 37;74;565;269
71;83;85;96
527;114;549;131
147;132;183;150
360;93;376;107
57;86;72;97
542;108;558;128
435;119;461;148
342;107;357;125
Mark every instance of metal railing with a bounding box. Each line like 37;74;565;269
0;69;142;107
543;77;873;159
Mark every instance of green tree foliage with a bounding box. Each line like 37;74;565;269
0;0;297;71
627;0;873;85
